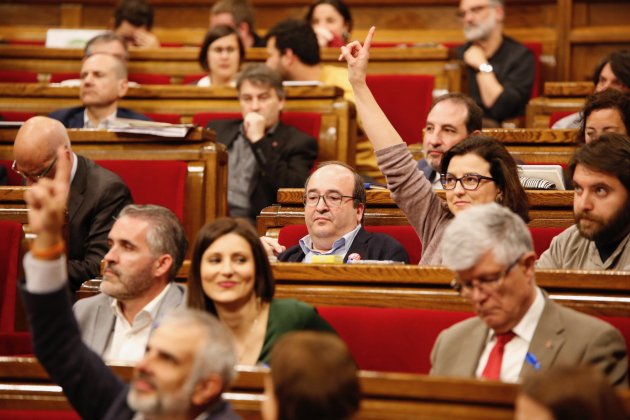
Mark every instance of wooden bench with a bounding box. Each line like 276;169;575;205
0;83;356;166
257;188;575;237
0;127;228;257
525;82;594;129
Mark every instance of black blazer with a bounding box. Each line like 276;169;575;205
49;106;151;128
278;226;409;263
208;119;317;219
67;155;132;290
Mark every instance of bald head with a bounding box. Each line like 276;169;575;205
13;117;71;184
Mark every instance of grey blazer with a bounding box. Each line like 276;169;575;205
73;283;187;356
430;296;628;387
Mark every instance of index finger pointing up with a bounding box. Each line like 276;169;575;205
363;26;376;50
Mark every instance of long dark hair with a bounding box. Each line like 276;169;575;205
198;25;245;73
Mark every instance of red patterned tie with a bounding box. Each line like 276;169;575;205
481;331;516;380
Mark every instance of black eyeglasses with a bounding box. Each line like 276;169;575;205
12;156;58;182
450;255;522;297
303;193;355;207
440;173;495;191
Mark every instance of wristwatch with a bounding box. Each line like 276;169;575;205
478;63;494;73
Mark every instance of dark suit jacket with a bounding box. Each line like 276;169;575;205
278;226;409;263
208;119;317;219
430;295;628;387
68;155;132;290
20;284;240;420
417;158;437;184
49;106;150;128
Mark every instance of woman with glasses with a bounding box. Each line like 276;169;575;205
340;27;529;265
195;25;244;87
187;217;335;365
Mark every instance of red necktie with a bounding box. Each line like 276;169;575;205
481;331;516;380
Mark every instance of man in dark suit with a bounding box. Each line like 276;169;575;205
208;63;317;222
262;161;408;263
430;202;627;387
13;116;132;290
49;53;149;128
20;147;240;420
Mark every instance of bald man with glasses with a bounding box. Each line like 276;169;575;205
430;202;627;387
12;116;132;290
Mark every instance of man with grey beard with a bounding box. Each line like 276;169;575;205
456;0;534;125
20;148;240;420
73;204;188;362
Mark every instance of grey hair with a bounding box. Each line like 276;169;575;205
160;309;237;389
118;204;188;280
441;202;533;270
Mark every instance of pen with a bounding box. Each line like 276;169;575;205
363;182;388;190
525;352;541;370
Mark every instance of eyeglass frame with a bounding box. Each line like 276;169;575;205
12;156;58;182
450;254;523;297
440;173;495;191
303;193;356;208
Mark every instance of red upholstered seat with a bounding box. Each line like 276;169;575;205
0;410;80;419
0;159;26;186
182;73;206;85
529;227;565;257
0;221;23;334
96;160;187;222
0;111;36;122
50;72;80;83
318;306;474;374
128;73;171;85
548;111;578;128
144;113;181;124
366;74;434;145
0;70;39;83
277;224;422;264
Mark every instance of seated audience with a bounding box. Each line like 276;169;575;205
537;133;630;270
340;28;529;265
417;93;483;188
207;64;317;222
516;366;626;420
305;0;353;48
576;89;630;143
265;18;380;182
187;218;336;365
432;202;628;387
20;148;240;420
210;0;265;48
13;117;132;290
553;50;630;129
456;0;534;126
73;204;187;363
262;331;360;420
262;161;409;263
49;53;150;128
196;25;244;87
112;0;159;49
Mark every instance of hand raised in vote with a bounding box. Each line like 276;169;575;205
338;26;375;86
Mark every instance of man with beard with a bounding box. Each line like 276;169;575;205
456;0;534;126
73;204;188;362
537;133;630;270
20;148;240;420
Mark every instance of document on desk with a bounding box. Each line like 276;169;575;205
108;118;194;138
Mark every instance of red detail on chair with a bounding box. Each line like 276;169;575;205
182;74;206;85
529;227;565;257
144;113;181;124
0;111;36;122
0;159;25;186
50;72;80;83
128;73;171;85
318;306;474;373
96;160;187;221
0;410;80;419
0;221;22;334
367;74;434;145
548;111;577;128
0;71;39;83
277;224;422;264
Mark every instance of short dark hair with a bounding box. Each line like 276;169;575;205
577;89;630;144
266;19;320;66
236;63;285;100
441;135;530;223
114;0;154;30
211;0;257;34
305;161;366;209
305;0;353;36
592;50;630;90
568;132;630;195
187;218;274;314
198;25;245;73
84;32;129;61
431;92;483;134
270;331;360;420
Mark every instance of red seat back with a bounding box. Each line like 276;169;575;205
128;73;171;85
277;224;422;264
96;160;187;221
318;306;474;373
529;227;565;257
0;159;24;187
0;410;79;419
0;71;39;83
50;72;80;83
366;74;434;145
548;111;578;128
0;111;36;122
144;113;181;124
182;74;206;85
0;221;23;333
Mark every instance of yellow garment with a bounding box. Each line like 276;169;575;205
319;65;383;182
